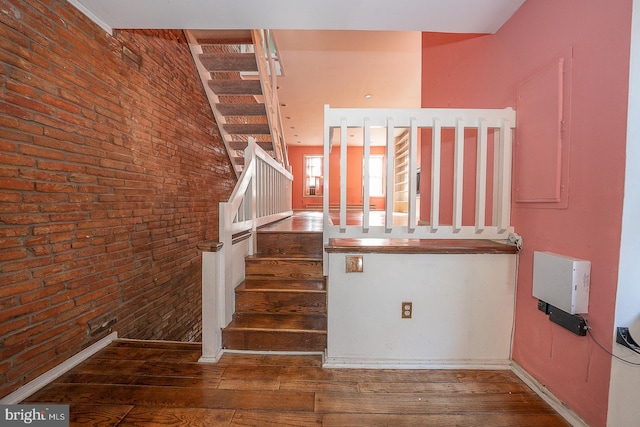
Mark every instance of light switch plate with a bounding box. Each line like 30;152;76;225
345;255;363;273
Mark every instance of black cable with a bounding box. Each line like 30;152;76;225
584;321;640;366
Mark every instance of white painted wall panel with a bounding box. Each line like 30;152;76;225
326;253;517;367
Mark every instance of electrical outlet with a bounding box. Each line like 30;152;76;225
402;302;412;318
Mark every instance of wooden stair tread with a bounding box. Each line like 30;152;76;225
217;103;267;116
226;313;327;332
229;140;273;151
246;254;322;261
196;30;253;45
199;53;258;72
223;123;271;135
208;80;263;95
238;280;326;292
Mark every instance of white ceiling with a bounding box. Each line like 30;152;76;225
69;0;525;146
70;1;525;34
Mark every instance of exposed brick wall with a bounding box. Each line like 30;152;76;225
0;0;236;397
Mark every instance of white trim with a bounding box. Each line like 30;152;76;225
67;0;113;34
198;351;224;364
511;361;589;427
323;357;512;370
0;332;117;404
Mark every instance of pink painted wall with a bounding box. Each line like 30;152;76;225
421;1;632;426
289;145;386;210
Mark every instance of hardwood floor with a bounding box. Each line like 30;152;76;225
24;339;570;426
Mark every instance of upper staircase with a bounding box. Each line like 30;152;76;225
186;29;288;176
222;215;326;352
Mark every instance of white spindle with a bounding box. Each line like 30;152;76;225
385;117;394;231
323;106;331;234
431;118;441;233
363;118;371;232
340;118;347;232
496;119;513;232
452;119;465;232
408;117;418;232
475;119;488;233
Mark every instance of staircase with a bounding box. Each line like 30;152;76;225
222;223;327;352
186;29;287;176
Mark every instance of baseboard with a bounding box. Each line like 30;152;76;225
511;361;589;427
0;332;117;404
323;357;512;370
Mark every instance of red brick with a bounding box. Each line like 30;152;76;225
33;223;76;235
3;319;56;347
0;299;49;323
0;0;235;399
0;248;28;261
0;177;35;191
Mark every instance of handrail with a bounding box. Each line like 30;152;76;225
323;105;516;241
200;138;292;362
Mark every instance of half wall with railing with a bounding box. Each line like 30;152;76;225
323;105;517;241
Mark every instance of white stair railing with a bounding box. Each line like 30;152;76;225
200;138;292;362
252;29;289;170
323;105;516;241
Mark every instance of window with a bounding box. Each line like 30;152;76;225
304;155;323;197
368;155;385;197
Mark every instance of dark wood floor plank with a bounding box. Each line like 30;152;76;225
119;406;234;426
68;403;133;426
30;384;315;412
280;367;467;383
55;372;139;386
314;392;558;415
93;346;202;363
222;365;282;380
72;358;147;376
321;413;571;426
231;410;322;426
358;381;533;394
111;339;201;351
279;380;360;393
130;375;222;388
136;360;226;378
218;378;281;391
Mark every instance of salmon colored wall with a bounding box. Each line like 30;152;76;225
421;1;632;426
288;145;386;210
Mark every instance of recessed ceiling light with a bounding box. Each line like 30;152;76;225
364;94;373;99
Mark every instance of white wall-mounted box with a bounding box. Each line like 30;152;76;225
532;251;591;314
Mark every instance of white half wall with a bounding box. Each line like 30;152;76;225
325;252;517;367
607;0;640;425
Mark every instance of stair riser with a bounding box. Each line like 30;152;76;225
245;259;323;281
235;292;326;315
222;330;326;352
257;233;323;257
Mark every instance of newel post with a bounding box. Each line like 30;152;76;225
197;241;223;363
